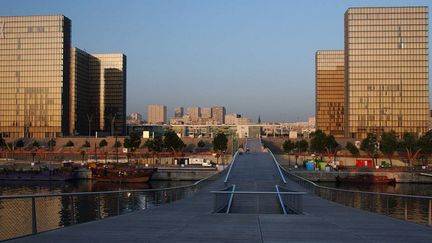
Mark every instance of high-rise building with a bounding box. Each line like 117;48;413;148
201;107;212;119
315;50;344;137
187;107;201;122
174;107;184;118
225;113;241;125
148;104;167;124
0;15;71;138
344;7;429;139
89;53;127;136
212;106;226;125
128;113;142;121
71;50;127;136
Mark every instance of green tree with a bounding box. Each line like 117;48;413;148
212;132;228;152
48;139;56;151
380;131;398;166
82;140;91;148
65;140;74;147
15;139;24;149
80;150;86;163
113;140;122;148
296;140;309;154
123;132;141;151
197;140;206;148
99;139;108;148
0;136;6;149
32;140;40;148
418;130;432;166
361;133;380;167
163;130;185;152
346;142;360;158
398;132;421;166
310;130;327;158
283;140;295;154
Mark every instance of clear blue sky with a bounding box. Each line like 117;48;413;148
1;0;431;122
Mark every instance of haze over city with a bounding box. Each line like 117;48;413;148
1;0;431;122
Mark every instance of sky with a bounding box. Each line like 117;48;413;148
1;0;431;122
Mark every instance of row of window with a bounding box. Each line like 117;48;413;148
0;59;64;66
349;19;427;26
348;55;428;61
349;73;428;79
0;93;61;99
349;43;427;49
0;38;65;44
349;31;427;37
348;13;427;20
2;25;63;34
349;49;427;55
349;94;429;100
0;71;64;77
0;49;64;55
0;55;65;61
348;25;427;31
347;8;427;14
350;66;428;73
348;36;427;44
0;43;64;50
2;32;65;39
0;77;64;82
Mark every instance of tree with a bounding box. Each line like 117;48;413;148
361;133;380;167
15;139;24;149
418;130;432;166
32;140;40;149
163;130;185;152
212;132;228;152
296;140;309;154
197;140;206;148
82;140;91;148
113;140;122;148
0;136;5;149
65;140;74;147
346;142;360;158
380;131;398;166
48;139;56;151
283;140;296;154
80;150;86;163
310;130;327;158
99;139;108;148
398;132;421;167
123;132;141;151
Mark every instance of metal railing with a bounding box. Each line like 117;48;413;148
211;186;305;214
279;165;432;226
268;149;287;184
224;151;239;183
0;162;234;241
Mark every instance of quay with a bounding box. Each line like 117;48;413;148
10;139;432;242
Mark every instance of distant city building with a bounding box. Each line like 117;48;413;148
128;113;142;121
187;107;201;123
148;105;167;124
0;15;71;138
174;107;184;118
308;117;316;127
201;107;212;119
225;114;241;125
344;7;430;139
315;50;344;137
211;106;226;125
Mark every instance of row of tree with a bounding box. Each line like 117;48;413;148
282;129;432;167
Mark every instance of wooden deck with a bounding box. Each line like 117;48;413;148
11;139;432;242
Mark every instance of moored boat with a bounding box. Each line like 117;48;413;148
89;163;157;183
336;174;396;184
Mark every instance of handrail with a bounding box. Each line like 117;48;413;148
0;161;227;200
226;185;236;214
275;185;287;215
224;151;239;183
277;159;432;200
211;191;306;195
268;149;287;184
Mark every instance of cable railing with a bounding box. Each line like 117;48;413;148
279;164;432;226
0;154;240;242
223;151;239;183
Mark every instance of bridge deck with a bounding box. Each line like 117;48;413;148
11;139;432;242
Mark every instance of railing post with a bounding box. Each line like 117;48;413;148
428;199;431;226
117;193;121;216
70;195;76;225
31;197;37;234
386;196;389;215
96;195;101;219
404;199;408;221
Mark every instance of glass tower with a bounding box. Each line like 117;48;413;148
316;50;345;137
344;7;430;139
0;15;71;138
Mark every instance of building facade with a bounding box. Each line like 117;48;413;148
344;7;430;139
316;50;345;137
201;107;212;119
0;15;71;138
174;107;183;118
148;104;167;124
187;107;201;122
211;106;226;125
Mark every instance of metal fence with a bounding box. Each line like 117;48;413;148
0;167;227;241
281;166;432;226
